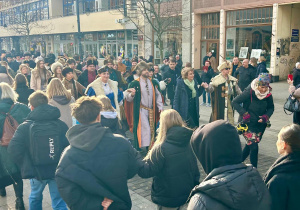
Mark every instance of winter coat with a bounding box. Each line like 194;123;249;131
55;123;142;210
209;56;218;72
188;163;271;210
15;84;34;105
229;61;242;76
62;78;85;100
163;68;178;100
100;111;125;136
173;78;201;123
264;152;300;210
138;126;200;208
256;61;268;77
0;99;30;188
293;67;300;87
8;104;69;180
49;96;75;128
77;69;97;87
201;67;214;84
153;73;162;82
0;73;13;86
30;68;52;91
234;65;256;91
232;84;274;134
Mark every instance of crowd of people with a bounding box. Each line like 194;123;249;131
0;49;297;210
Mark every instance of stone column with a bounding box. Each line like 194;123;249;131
270;3;279;81
219;9;226;63
182;0;192;65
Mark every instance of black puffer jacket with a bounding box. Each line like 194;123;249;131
256;62;268;77
56;123;142;210
264;152;300;210
8;104;69;180
188;163;271;210
232;83;274;134
163;68;179;100
138;126;200;208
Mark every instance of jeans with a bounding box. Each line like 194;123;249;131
202;90;210;104
242;143;259;168
29;179;67;210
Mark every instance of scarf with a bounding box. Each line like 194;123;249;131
184;79;196;98
251;79;270;100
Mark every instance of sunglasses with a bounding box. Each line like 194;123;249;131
225;68;230;70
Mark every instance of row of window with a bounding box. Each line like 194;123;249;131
0;0;49;26
63;0;125;16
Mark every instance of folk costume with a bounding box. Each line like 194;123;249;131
206;62;242;124
124;62;163;149
86;77;123;119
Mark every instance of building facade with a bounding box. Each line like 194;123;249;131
193;0;300;81
0;0;139;60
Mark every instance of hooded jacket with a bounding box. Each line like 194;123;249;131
138;126;200;208
234;64;256;91
49;95;75;128
8;104;69;180
188;120;270;210
264;152;300;210
55;123;142;210
100;111;125;136
256;61;268;77
15;84;34;105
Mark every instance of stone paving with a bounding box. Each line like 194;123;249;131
0;81;292;209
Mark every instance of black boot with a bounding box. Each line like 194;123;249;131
0;188;6;197
15;197;25;210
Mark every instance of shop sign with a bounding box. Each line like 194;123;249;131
291;36;299;42
292;29;299;37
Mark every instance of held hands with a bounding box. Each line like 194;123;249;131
201;82;209;89
102;198;113;210
127;88;136;97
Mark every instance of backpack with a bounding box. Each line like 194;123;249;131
29;120;61;167
0;105;19;146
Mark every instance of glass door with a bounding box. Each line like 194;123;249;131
207;41;219;64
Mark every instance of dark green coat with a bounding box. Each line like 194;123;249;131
0;99;30;188
126;79;161;149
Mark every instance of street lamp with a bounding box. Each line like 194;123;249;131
76;0;83;61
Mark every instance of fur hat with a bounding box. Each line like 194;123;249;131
135;61;150;76
51;61;63;73
87;58;98;67
23;51;31;57
97;66;110;74
62;67;73;77
35;56;44;63
217;61;231;71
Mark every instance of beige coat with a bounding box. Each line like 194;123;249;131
209;57;218;72
49;96;75;128
62;78;85;99
30;68;52;91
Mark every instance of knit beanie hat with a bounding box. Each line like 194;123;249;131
257;73;271;87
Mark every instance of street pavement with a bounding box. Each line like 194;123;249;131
0;81;292;209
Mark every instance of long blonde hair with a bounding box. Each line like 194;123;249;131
0;82;18;102
144;109;188;161
98;95;115;112
46;78;71;100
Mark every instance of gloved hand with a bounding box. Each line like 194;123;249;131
259;115;269;123
242;112;251;123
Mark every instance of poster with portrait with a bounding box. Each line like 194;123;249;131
250;49;262;59
239;47;249;59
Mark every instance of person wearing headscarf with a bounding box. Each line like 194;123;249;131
264;124;300;210
188;120;271;210
201;61;242;124
232;73;274;168
173;67;203;128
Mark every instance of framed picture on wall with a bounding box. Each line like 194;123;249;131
239;47;249;58
227;39;234;50
250;49;262;59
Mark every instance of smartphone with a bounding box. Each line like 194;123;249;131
288;74;293;81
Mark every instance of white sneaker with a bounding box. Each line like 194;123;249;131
200;102;206;106
206;103;211;107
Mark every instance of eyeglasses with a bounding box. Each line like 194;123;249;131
225;68;230;70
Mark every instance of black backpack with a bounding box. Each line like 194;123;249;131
29;120;61;166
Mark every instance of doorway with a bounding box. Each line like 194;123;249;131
201;41;219;67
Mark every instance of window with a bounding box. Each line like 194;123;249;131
201;13;220;26
227;8;273;26
63;0;75;16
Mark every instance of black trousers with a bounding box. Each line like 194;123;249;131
293;112;300;125
242;143;259;168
